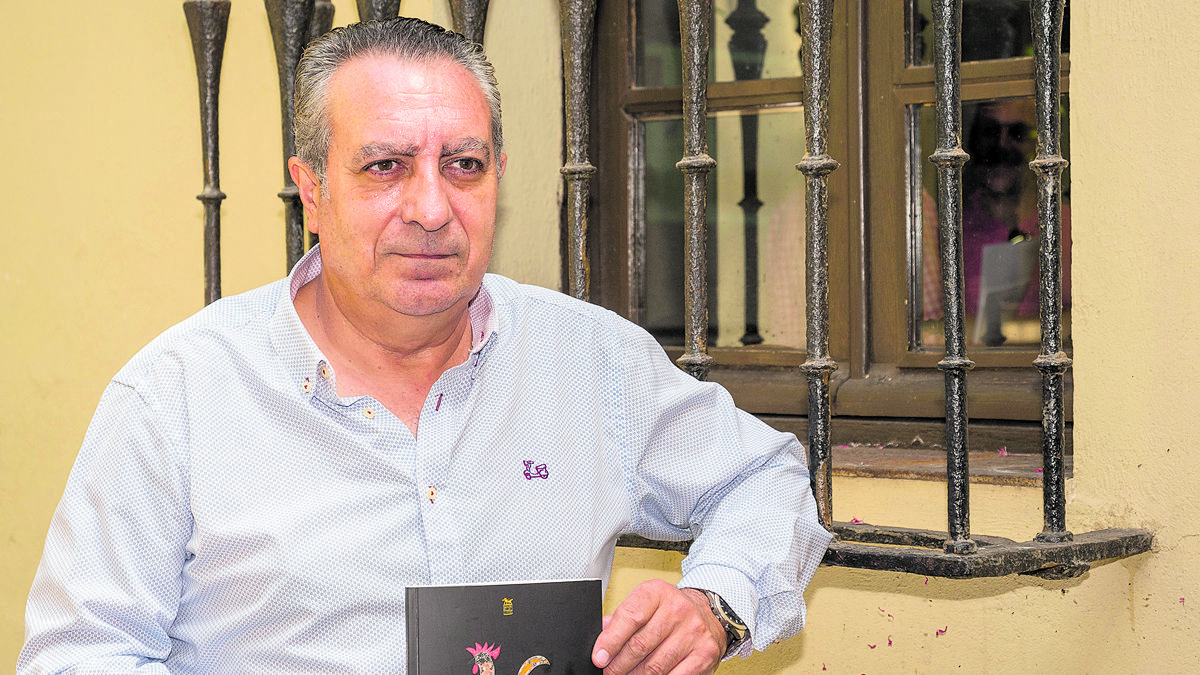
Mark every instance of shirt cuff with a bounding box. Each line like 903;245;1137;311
678;564;757;660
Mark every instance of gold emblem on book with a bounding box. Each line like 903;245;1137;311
502;597;513;616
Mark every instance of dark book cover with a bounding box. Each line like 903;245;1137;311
406;578;603;675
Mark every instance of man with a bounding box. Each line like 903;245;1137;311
20;18;830;674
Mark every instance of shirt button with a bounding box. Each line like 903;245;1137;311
301;378;312;393
363;408;375;419
427;486;437;503
319;364;331;379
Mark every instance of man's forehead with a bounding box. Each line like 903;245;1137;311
330;52;481;100
326;54;492;144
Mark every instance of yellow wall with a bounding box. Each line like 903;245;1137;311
4;1;1199;672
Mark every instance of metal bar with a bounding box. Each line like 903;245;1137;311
311;0;335;40
266;0;317;271
674;0;716;381
449;0;490;46
796;0;839;530
356;0;401;21
558;0;598;302
824;522;1151;579
1030;0;1073;544
929;0;977;555
726;0;767;346
620;520;1152;580
305;2;336;253
184;0;231;306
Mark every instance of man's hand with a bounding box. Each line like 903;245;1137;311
591;579;726;674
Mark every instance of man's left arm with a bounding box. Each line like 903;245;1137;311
593;332;832;672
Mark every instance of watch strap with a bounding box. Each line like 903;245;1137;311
692;588;749;659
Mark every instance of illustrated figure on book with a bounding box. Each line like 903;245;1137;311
465;641;549;675
466;641;501;675
19;16;832;675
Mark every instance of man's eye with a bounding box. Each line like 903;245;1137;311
448;158;483;173
368;159;399;172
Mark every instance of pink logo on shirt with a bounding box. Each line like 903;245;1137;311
522;461;549;480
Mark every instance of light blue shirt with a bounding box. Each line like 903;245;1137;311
20;247;831;674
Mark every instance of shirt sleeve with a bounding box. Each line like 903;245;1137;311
613;326;832;657
19;381;192;674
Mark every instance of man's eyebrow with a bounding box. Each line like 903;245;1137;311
349;139;492;167
350;142;418;167
442;137;492;163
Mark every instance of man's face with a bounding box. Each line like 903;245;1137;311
971;99;1035;196
292;54;505;321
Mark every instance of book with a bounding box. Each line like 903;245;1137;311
406;578;603;674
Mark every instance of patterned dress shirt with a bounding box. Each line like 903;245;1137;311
20;246;832;674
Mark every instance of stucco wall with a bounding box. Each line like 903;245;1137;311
3;1;1199;672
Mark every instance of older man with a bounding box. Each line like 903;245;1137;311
20;18;830;674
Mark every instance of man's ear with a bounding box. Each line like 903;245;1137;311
497;152;507;180
288;157;322;234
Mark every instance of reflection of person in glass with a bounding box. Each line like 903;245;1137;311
923;98;1072;346
963;99;1039;345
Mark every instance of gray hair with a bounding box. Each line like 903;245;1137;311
293;17;503;182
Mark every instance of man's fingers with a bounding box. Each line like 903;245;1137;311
592;580;723;675
592;580;673;669
600;614;677;674
604;613;720;675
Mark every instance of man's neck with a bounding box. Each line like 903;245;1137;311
293;273;475;434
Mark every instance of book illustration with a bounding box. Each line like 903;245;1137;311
407;579;602;674
465;642;550;674
518;656;550;674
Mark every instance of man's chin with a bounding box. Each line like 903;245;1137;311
385;280;474;318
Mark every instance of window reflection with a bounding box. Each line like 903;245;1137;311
916;97;1071;348
908;0;1069;66
635;0;804;88
640;108;808;350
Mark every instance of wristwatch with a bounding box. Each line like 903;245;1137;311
693;589;749;659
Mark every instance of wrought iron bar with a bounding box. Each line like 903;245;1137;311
796;0;839;530
356;0;400;22
184;1;231;306
306;2;336;253
1030;0;1072;544
449;0;490;45
266;0;317;271
726;0;767;346
674;0;717;381
826;523;1151;579
558;0;599;301
929;0;976;555
311;0;335;41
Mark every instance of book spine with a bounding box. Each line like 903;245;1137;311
405;587;419;673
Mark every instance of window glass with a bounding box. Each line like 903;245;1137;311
908;0;1070;66
640;107;808;349
913;96;1071;349
635;0;804;88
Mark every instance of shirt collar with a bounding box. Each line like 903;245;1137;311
269;245;499;396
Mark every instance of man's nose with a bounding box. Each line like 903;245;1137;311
399;164;452;232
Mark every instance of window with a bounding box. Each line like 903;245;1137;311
589;0;1150;578
591;0;1072;470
